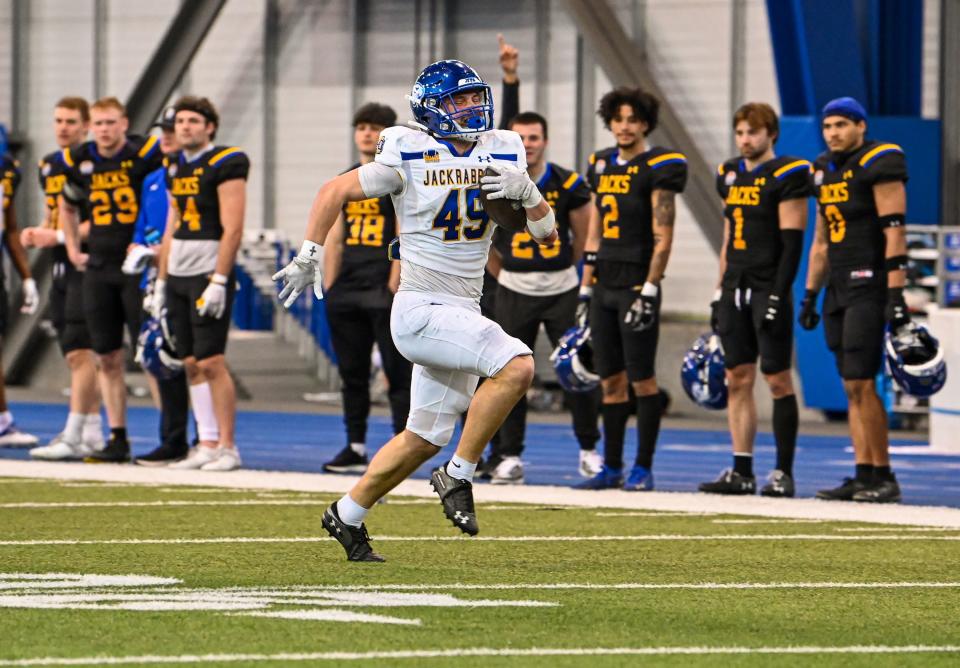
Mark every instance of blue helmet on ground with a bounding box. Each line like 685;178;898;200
680;333;727;410
550;325;600;393
407;60;493;140
885;323;946;397
136;315;183;380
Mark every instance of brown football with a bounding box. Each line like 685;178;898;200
478;167;528;232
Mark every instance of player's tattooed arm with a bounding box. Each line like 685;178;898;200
805;211;830;291
875;180;908;290
646;188;676;285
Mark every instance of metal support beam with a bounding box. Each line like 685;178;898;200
93;0;107;98
533;0;550;112
942;0;959;224
729;0;746;156
573;33;595;173
262;0;278;229
563;0;722;252
124;0;228;132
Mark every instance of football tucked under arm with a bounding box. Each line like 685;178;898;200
478;167;528;232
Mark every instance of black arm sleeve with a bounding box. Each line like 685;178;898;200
773;228;804;297
499;80;519;130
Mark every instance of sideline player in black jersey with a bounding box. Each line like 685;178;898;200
320;103;411;474
60;97;164;462
698;103;810;497
159;96;248;472
577;87;687;491
0;139;40;447
24;97;106;460
486;110;601;484
801;97;908;504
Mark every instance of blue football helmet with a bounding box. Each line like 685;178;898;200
407;60;493;140
680;333;728;410
550;325;600;393
885;323;946;397
136;315;183;380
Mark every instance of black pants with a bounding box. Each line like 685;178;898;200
157;372;190;449
492;284;601;457
325;285;411;444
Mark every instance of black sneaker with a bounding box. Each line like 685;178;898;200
135;442;188;467
852;475;902;503
815;477;870;501
84;436;131;464
322;446;368;474
476;455;498;481
698;469;756;495
430;464;479;536
321;503;385;562
760;470;796;498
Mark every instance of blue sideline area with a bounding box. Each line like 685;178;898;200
1;402;955;509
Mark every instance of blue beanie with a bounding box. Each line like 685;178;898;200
821;97;867;123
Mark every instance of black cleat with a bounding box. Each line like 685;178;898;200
84;436;131;464
699;469;756;495
760;470;796;498
135;442;188;467
476;455;496;481
430;464;479;536
322;446;368;474
815;477;871;501
853;476;902;504
321;503;385;562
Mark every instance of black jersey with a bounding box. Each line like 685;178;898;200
166;146;249;242
334;162;397;291
812;140;908;299
492;162;590;273
716;155;812;290
61;135;163;264
39;150;85;264
1;154;20;214
586;146;687;288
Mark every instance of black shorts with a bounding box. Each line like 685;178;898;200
82;267;143;355
49;261;93;354
823;288;885;380
590;282;660;382
0;280;7;337
494;283;579;349
717;289;793;375
166;273;235;361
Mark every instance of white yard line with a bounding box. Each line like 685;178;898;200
0;645;958;665
711;519;825;524
3;533;960;547
3;459;960;527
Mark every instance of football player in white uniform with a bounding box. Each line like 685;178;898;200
274;60;558;562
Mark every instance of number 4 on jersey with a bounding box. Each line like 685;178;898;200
432;188;489;242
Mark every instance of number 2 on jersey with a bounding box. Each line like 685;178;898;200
600;194;619;239
90;187;137;226
432;188;489;241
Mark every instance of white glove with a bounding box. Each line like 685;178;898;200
197;274;228;319
272;240;324;309
149;279;167;319
20;278;39;315
122;244;156;275
480;164;543;208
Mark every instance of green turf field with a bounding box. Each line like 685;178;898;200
2;476;959;666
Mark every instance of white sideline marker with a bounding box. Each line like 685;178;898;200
4;459;960;527
1;645;958;665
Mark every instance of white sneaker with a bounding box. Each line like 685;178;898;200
579;449;603;477
83;434;106;454
200;447;242;472
0;425;39;448
168;446;221;470
29;434;93;461
490;456;524;485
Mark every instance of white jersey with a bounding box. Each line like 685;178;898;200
374;125;526;279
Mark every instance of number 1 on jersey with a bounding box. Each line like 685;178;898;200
732;207;746;250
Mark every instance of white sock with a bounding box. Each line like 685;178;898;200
446;454;477;482
82;413;103;444
63;412;85;442
336;494;369;528
189;382;219;442
0;411;12;432
349;442;366;456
